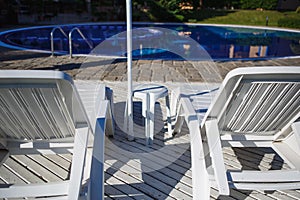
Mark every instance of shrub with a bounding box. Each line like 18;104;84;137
241;0;277;10
175;14;185;21
278;17;300;28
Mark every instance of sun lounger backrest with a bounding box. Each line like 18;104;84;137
221;81;300;134
0;71;88;141
205;67;300;136
0;85;74;140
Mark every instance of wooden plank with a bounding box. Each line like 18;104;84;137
106;142;192;188
138;134;192;163
227;189;256;200
105;184;133;200
105;145;192;199
247;191;279;200
277;190;300;200
223;155;243;170
154;129;192;158
5;156;44;183
112;136;191;180
133;136;192;172
223;150;268;171
267;191;300;200
0;164;26;184
106;144;192;196
223;148;288;171
104;174;141;200
43;154;71;172
229;147;290;170
130;136;193;183
14;155;65;182
29;154;69;180
110;133;192;178
58;153;73;163
248;147;288;160
104;160;171;199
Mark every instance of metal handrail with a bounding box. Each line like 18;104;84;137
69;27;93;58
50;27;68;57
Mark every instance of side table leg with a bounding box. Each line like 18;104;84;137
124;99;134;141
165;95;172;137
145;93;151;145
148;102;155;146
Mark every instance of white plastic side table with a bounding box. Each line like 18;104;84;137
124;84;172;145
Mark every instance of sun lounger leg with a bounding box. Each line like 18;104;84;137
188;120;210;199
68;127;89;199
89;116;106;200
205;119;229;195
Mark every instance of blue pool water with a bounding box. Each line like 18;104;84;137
0;22;300;60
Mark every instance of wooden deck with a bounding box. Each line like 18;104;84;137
1;81;300;199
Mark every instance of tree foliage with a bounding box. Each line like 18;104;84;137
240;0;278;10
160;0;182;13
157;0;277;11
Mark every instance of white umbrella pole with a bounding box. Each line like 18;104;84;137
126;0;134;140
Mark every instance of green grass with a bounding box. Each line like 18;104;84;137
194;10;300;27
134;3;300;28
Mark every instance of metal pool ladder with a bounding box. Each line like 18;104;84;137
69;27;93;58
50;27;68;57
50;26;93;58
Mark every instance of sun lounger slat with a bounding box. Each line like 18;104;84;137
43;154;72;171
5;156;45;183
0;87;75;140
12;155;62;182
0;162;27;184
27;154;69;181
223;82;300;134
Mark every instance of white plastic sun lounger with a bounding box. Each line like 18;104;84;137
0;70;114;199
172;66;300;199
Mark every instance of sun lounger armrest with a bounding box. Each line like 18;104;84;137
94;97;114;137
179;97;211;199
88;100;112;200
205;119;229;195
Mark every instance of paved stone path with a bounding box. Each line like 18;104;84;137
1;46;300;83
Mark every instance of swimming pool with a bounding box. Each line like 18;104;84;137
0;22;300;60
